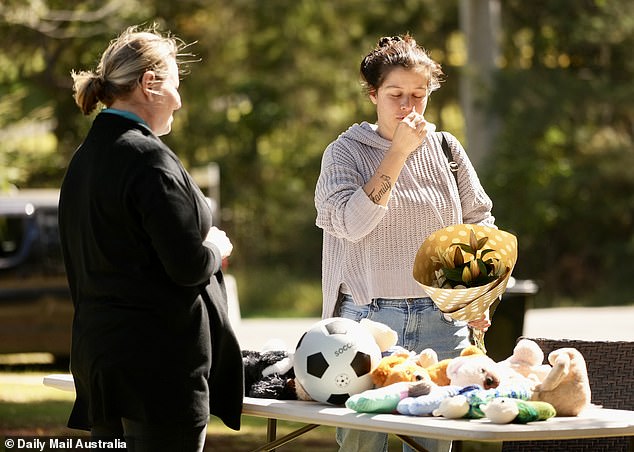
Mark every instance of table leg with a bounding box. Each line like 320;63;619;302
396;434;431;452
249;421;319;452
267;418;277;450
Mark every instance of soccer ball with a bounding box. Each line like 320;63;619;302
293;317;382;405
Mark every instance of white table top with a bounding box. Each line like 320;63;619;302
242;398;634;442
44;374;634;443
44;373;75;391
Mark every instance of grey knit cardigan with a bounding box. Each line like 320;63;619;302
315;121;495;318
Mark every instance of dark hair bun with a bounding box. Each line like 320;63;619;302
378;36;403;48
359;33;443;94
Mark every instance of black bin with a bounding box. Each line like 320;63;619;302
484;278;539;361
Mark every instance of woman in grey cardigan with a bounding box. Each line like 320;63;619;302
59;25;243;452
314;34;494;452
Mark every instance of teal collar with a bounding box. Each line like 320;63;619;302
101;108;148;126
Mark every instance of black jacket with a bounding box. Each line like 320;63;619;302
59;112;243;430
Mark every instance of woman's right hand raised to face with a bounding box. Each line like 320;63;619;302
390;106;435;157
363;106;436;207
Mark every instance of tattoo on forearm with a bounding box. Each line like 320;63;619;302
368;174;392;203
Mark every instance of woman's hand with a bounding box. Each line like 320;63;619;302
468;312;491;332
203;226;233;259
363;106;436;206
390;106;435;157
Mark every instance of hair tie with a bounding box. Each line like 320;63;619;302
93;74;107;90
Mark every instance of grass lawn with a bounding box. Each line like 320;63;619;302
0;371;500;451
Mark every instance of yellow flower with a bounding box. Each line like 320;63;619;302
490;258;505;277
462;266;473;284
469;259;481;279
452;246;464;267
432;246;456;269
469;229;479;251
427;228;511;289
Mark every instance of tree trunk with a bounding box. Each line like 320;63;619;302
459;0;501;169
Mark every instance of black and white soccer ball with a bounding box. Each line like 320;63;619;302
293;317;382;405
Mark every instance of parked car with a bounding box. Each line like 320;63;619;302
0;189;72;360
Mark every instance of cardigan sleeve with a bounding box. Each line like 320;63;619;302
315;142;387;242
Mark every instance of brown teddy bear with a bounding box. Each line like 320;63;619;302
371;353;433;388
374;344;501;391
530;347;591;416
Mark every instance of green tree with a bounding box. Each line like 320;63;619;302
483;0;634;305
166;0;463;278
2;0;632;314
0;0;155;189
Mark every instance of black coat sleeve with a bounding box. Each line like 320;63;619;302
128;149;219;286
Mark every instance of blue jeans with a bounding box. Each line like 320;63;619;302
336;295;470;452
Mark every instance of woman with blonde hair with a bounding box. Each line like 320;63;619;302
59;25;243;451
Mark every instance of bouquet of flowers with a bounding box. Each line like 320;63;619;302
413;224;518;352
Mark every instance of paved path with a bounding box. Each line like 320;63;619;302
233;306;634;351
523;306;634;341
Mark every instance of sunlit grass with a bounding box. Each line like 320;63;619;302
0;372;75;435
0;373;74;403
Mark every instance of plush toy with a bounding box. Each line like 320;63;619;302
433;395;556;424
394;345;502;416
498;339;552;385
415;348;439;368
431;383;534;419
371;353;433;388
345;379;433;413
447;352;501;389
397;384;480;416
480;397;556;424
531;347;591;416
242;349;299;399
424;345;499;389
431;394;470;419
359;318;398;353
347;321;435;414
424;346;477;386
